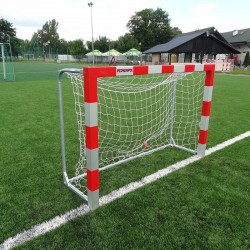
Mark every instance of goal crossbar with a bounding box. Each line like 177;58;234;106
58;64;215;210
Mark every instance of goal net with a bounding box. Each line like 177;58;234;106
58;64;215;209
0;42;15;81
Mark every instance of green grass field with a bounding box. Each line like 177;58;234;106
0;61;249;249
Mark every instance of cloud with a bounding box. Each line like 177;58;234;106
80;0;164;41
1;0;165;41
171;2;218;33
3;0;247;41
191;2;216;15
9;18;43;28
1;0;84;39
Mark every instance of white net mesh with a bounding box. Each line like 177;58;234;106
66;70;205;195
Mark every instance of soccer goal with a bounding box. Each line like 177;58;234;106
58;64;215;209
23;54;35;60
0;42;15;81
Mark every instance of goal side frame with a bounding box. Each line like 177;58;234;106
0;42;15;81
58;64;215;210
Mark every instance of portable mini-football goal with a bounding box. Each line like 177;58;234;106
0;42;15;81
58;64;215;209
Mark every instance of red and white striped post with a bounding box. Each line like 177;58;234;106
84;67;116;209
84;68;100;210
197;64;215;156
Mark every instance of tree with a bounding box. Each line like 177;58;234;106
243;51;250;67
116;33;139;53
0;18;21;56
57;39;69;54
86;40;92;52
85;36;115;53
93;36;110;52
171;27;182;38
19;39;31;53
0;18;16;41
127;8;181;51
29;33;42;58
68;39;87;60
38;19;60;56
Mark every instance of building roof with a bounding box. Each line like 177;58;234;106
144;30;203;54
221;28;250;44
144;27;240;54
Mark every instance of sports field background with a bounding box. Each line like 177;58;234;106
0;61;249;249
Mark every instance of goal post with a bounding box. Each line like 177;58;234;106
0;42;15;82
58;64;215;210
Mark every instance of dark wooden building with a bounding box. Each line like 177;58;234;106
144;27;240;64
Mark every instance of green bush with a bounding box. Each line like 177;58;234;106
242;51;250;67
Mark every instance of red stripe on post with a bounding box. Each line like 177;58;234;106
86;125;98;149
84;67;117;103
185;64;195;72
201;101;212;116
98;66;117;77
204;64;215;71
198;130;208;144
84;67;98;103
87;169;99;191
162;65;174;73
204;64;215;86
133;66;148;75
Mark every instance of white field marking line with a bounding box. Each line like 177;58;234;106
16;71;58;74
1;131;250;250
220;73;250;77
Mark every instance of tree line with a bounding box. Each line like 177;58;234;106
0;8;181;58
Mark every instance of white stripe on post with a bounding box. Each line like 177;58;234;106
173;65;185;73
85;103;98;127
200;116;210;131
203;86;213;102
195;64;204;72
148;65;162;74
86;148;99;171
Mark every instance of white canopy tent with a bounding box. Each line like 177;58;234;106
86;49;103;63
102;49;126;64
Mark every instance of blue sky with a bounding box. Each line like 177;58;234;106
1;0;249;41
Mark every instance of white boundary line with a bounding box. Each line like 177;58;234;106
1;131;250;250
